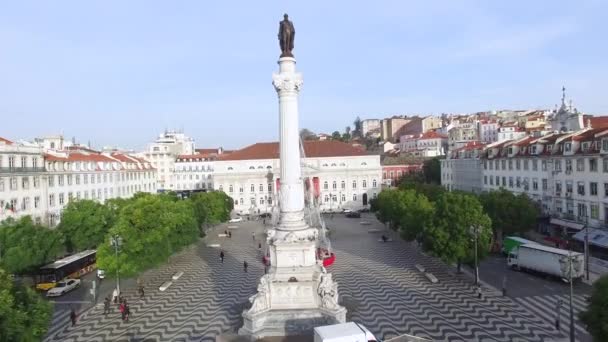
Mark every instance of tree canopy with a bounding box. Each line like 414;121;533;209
422;157;442;184
57;199;117;252
353;116;363;138
299;128;317;141
96;194;199;277
423;192;492;265
190;191;233;228
579;275;608;341
0;268;53;341
0;217;62;274
478;189;539;244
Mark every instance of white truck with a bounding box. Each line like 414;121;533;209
507;243;585;281
314;322;378;342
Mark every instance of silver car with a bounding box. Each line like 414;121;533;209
46;279;81;297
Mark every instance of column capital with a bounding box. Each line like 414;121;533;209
272;72;303;94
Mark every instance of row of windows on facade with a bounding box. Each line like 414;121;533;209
219;179;378;194
232;196;273;206
322;192;377;203
482;174;608;198
0;183;153;212
482;157;608;173
175;165;213;172
0;172;152;192
175;182;213;190
226;162;370;172
0;155;41;169
553;201;608;221
175;174;212;181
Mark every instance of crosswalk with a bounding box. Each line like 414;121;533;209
513;294;590;341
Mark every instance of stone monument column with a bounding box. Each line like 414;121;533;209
238;14;346;339
273;57;307;230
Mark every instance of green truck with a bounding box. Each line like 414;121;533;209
502;236;538;255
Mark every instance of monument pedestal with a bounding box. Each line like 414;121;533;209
238;52;346;338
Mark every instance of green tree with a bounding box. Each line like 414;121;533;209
478;189;538;246
353;116;363;138
331;131;342;141
399;180;445;202
394;190;435;241
422;157;442;184
96;194;199;277
579;275;608;341
58;200;116;252
0;217;62;274
299;128;317;141
423;192;492;269
373;189;402;230
0;268;53;341
190;191;233;229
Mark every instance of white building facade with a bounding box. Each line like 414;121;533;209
213;141;382;215
142;131;195;190
398;131;447;157
1;137;157;227
173;153;216;191
440;142;485;193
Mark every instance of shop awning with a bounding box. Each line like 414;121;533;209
573;229;608;249
550;218;585;230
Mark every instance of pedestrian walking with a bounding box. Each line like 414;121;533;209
112;288;119;304
119;302;126;321
138;285;145;299
263;218;266;225
244;260;248;272
252;232;256;240
228;231;232;238
381;235;388;243
224;230;228;236
220;250;225;263
70;307;77;326
125;304;131;322
476;284;482;299
103;296;111;315
258;242;262;250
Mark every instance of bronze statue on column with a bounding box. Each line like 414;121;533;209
278;14;295;57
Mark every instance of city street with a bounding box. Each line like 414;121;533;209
43;214;591;341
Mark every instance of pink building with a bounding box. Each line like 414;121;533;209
382;164;423;187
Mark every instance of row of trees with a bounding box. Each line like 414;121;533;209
97;191;233;277
372;181;540;266
373;188;492;267
0;192;233;277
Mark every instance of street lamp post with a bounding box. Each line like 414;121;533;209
568;248;575;342
584;217;590;281
470;225;479;285
110;235;122;295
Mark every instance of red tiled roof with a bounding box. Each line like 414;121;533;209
419;131;447;140
44;152;116;163
0;137;13;145
514;136;534;146
590;116;608;128
195;148;219;154
219;140;367;161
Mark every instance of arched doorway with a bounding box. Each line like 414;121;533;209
362;193;368;206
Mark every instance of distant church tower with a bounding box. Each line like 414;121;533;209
548;86;584;132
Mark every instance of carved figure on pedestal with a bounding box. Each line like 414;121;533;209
248;275;270;314
317;272;339;310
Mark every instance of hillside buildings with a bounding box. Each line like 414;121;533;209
441;93;608;234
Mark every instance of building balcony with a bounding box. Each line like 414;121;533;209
0;167;46;174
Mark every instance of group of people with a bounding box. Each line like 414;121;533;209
223;230;233;238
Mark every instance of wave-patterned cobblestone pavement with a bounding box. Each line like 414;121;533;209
45;216;586;341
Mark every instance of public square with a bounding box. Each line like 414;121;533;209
44;214;591;342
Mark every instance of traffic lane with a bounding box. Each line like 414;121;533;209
478;255;592;297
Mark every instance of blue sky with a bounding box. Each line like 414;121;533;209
1;0;607;150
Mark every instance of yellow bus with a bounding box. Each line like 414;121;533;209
35;250;97;291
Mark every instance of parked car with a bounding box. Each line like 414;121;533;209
342;209;353;213
229;217;244;223
97;269;106;279
346;212;361;218
46;279;81;297
358;208;370;213
259;213;272;218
